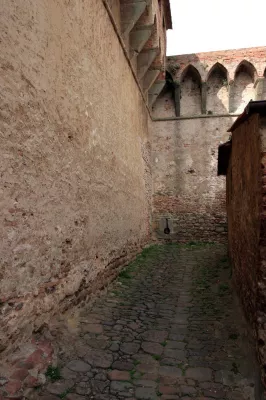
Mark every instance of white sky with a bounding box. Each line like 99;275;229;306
167;0;266;56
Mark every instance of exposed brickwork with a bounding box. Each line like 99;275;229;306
226;114;266;387
169;47;266;81
227;114;261;319
154;212;227;243
258;118;266;388
0;338;54;398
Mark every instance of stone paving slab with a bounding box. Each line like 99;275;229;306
14;244;260;399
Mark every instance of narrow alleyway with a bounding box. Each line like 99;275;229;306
34;244;258;400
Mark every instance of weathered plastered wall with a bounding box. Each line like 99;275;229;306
151;117;233;242
0;0;151;353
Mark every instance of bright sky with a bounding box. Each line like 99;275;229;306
167;0;266;56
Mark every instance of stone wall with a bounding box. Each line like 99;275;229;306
226;114;266;387
151;47;266;242
105;0;172;107
151;117;232;242
0;0;169;355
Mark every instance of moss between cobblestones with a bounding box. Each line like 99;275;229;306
129;369;136;381
118;242;222;289
45;365;61;382
177;362;188;376
117;245;161;284
34;243;257;400
190;253;232;319
129;368;143;382
117;243;218;290
59;389;71;399
163;241;217;251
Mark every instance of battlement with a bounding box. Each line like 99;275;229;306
153;47;266;118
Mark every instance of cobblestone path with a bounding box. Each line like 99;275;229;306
34;244;258;400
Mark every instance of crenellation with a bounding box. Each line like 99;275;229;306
154;47;266;119
151;47;266;244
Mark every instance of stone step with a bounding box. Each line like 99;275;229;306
137;48;158;80
143;69;160;93
148;80;166;106
120;1;147;37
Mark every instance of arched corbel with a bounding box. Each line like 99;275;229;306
129;2;154;62
120;0;150;43
148;71;166;108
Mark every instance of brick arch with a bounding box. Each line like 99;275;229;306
180;65;202;117
207;62;228;82
206;62;229;114
231;60;257;113
234;60;257;82
180;64;202;84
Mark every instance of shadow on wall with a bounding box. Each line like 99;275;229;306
231;61;257;113
152;54;260;118
180;65;203;116
206;63;228;115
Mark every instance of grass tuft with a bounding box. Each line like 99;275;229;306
45;365;61;382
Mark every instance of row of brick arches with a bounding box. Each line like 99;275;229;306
154;60;266;117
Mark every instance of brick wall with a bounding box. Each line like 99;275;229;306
227;114;261;320
258;117;266;387
227;114;266;387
